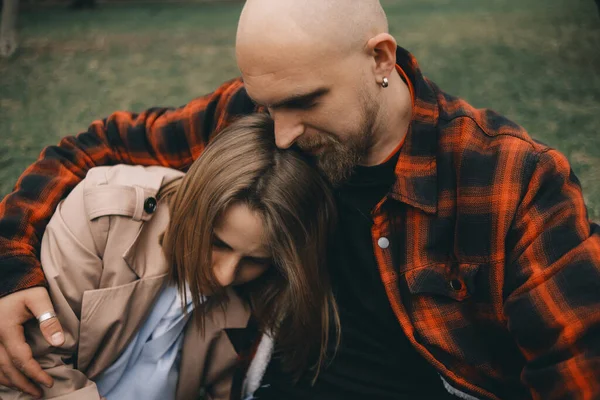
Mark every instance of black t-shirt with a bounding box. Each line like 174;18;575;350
253;151;455;400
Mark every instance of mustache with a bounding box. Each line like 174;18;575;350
295;132;340;151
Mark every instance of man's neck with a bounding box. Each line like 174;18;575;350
364;69;412;166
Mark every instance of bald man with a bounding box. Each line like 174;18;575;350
1;0;599;399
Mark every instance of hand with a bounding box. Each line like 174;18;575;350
0;287;65;398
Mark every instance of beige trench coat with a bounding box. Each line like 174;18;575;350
0;165;254;400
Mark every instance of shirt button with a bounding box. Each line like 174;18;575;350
377;237;390;249
450;279;463;291
144;196;157;214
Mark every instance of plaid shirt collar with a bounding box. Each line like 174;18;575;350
390;47;440;215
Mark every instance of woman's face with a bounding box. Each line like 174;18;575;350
211;202;271;287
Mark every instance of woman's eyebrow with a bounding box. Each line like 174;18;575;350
214;234;271;261
246;255;272;264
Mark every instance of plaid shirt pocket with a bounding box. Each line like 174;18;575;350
404;262;481;302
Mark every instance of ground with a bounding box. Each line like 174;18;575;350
0;0;599;219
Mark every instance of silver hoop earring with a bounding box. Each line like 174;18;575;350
381;77;389;88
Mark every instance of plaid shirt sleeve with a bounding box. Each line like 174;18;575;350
0;77;255;297
504;148;600;399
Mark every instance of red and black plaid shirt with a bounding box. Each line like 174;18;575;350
1;47;599;399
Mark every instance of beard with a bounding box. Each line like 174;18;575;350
296;96;379;186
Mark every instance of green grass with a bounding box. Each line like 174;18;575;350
1;0;599;219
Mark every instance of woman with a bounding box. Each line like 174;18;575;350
0;114;339;400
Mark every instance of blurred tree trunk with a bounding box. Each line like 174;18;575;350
0;0;18;57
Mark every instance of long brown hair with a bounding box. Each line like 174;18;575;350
161;113;340;380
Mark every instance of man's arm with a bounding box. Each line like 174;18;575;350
0;76;254;297
504;148;600;399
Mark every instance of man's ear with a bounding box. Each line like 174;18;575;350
366;33;397;83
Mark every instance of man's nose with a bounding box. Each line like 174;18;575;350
272;111;305;149
213;255;238;287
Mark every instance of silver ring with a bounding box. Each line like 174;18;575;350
37;311;57;324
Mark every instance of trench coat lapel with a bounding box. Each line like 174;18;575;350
176;289;252;400
78;202;172;377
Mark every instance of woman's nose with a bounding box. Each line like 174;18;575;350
213;255;238;287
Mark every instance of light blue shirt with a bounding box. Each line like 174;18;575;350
94;285;194;400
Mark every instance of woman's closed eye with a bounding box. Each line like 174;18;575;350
234;259;271;286
242;255;271;267
212;236;231;250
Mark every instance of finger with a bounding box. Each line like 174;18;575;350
39;316;65;348
2;325;53;389
0;369;15;389
0;343;42;398
24;290;65;348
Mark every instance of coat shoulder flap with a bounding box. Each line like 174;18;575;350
81;165;184;256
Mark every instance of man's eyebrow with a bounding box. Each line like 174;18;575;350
265;87;330;110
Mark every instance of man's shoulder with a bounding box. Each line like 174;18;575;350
426;81;566;205
431;82;549;159
187;76;250;110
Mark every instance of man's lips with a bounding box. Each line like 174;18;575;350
307;146;326;155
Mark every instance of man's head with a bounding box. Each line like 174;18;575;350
236;0;403;185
